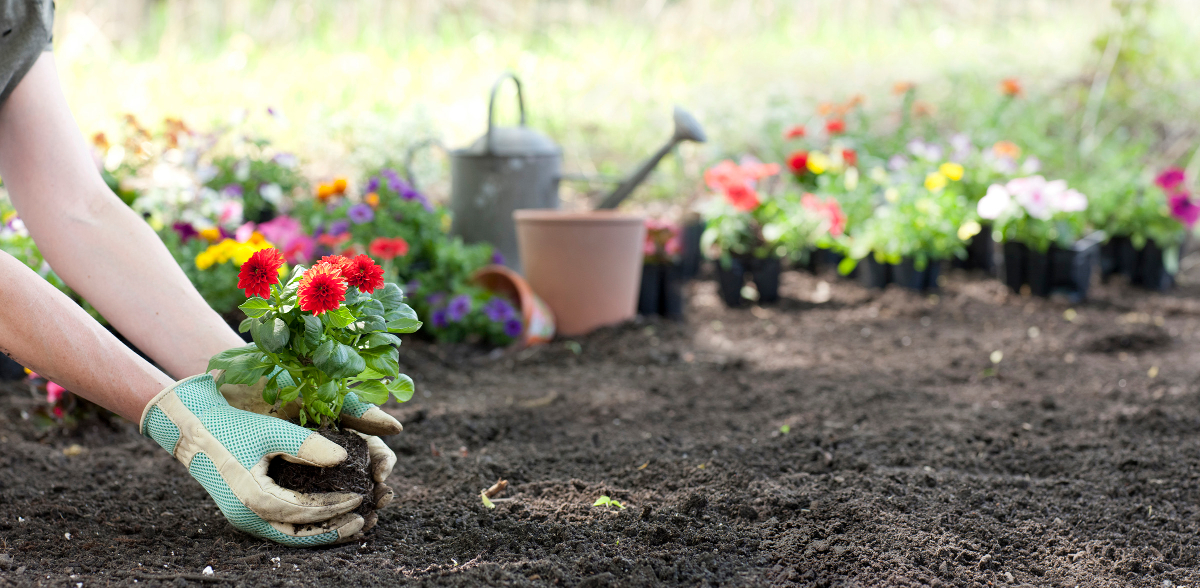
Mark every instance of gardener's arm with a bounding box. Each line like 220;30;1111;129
0;53;244;381
0;251;172;421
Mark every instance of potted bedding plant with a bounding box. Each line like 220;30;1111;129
977;175;1099;300
1095;168;1193;291
638;219;685;319
699;158;786;307
206;248;420;530
837;162;973;291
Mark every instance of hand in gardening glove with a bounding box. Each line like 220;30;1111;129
218;371;400;530
140;374;368;546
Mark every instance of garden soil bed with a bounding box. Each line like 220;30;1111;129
5;269;1200;586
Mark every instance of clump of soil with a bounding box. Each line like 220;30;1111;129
1082;324;1171;353
268;428;375;520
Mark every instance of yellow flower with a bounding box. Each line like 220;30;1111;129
247;231;268;246
2;211;17;223
958;220;982;241
806;151;830;175
939;162;964;181
924;172;948;192
199;227;221;242
231;243;256;265
884;187;900;203
195;249;217;270
211;239;239;263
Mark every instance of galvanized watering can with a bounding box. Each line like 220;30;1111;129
449;72;706;272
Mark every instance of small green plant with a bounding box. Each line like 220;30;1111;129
779;424;791;434
208;248;421;428
593;496;626;509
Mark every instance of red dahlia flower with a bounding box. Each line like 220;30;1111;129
345;254;385;293
319;254;355;276
297;261;348;315
825;118;846;135
783;125;806;139
237;248;285;299
368;237;409;260
787;150;809;173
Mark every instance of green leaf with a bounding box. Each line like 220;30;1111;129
362;346;399;377
206;344;259;371
321;307;356;329
363;332;402;348
316;380;338;403
353;315;387;334
252;317;290;353
373;283;405;311
343;287;369;306
481;492;495;509
238;317;254;334
302;315;323;347
222;353;274;385
351;380;389;405
352;367;387;380
386;304;422;333
278;384;300;404
262;377;280;405
358;299;385;317
387;373;415;403
239;297;273;318
313;340;366;379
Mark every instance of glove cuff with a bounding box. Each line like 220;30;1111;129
139;374;214;437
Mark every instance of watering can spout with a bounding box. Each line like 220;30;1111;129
595;106;707;210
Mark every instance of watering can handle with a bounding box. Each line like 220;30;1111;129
485;72;527;155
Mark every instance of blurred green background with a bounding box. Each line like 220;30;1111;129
52;0;1200;212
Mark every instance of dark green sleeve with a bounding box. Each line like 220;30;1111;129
0;0;54;108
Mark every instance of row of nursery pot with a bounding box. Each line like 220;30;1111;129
691;111;1196;306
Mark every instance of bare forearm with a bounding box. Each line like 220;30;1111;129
0;252;173;421
0;54;244;379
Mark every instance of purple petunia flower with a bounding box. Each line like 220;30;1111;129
366;176;381;193
503;318;524;339
271;153;298;168
1170;192;1200;228
425;292;446;307
221;184;244;198
405;279;421;295
431;309;448;329
329;220;350;236
348;203;374;224
482;298;515;323
490;250;505;265
1157;168;1186;192
172;222;198;242
446;294;472;323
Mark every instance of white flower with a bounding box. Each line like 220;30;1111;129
259;183;284;207
977;184;1015;220
1020;156;1041;175
1055;188;1088;213
1008;175;1054;220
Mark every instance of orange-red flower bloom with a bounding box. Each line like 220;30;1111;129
345;254;385;293
801;194;847;237
825;118;846;135
298;261;347;315
369;237;409;260
842;149;857;167
237;248;285;299
783;125;806;140
787;150;809;174
1000;78;1022;97
893;81;915;95
992;140;1021;159
319;254;355;276
317;233;351;248
725;183;760;212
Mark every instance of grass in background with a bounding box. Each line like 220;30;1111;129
51;0;1200;212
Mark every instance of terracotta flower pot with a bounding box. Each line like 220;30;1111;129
471;264;556;345
514;210;646;336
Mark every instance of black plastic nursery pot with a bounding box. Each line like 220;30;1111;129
892;258;942;292
638;263;685;319
715;255;780;308
679;221;706;279
1101;236;1176;292
953;224;996;275
1100;236;1137;282
857;257;892;290
1136;240;1175;292
1002;233;1103;301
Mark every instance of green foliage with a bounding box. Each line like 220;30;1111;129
592;496;625;509
208;266;420;428
205;153;305;224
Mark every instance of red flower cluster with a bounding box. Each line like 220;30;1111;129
787;150;808;174
801;193;847;237
317;233;350;248
842;148;857;167
1000;78;1022;97
319;254;386;293
825;118;846;135
237;248;285;299
703;160;781;213
369;237;409;260
783;125;806;140
297;260;348;315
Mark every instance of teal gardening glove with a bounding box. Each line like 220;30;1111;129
140;375;369;546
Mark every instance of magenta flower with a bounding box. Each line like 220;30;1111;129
1156;168;1186;193
1170;192;1200;228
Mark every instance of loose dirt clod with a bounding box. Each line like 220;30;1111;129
267;429;375;519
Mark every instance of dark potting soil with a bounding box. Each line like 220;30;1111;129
7;269;1200;585
268;428;375;520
